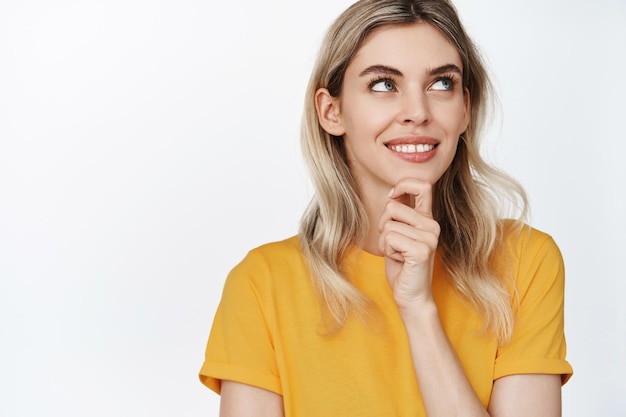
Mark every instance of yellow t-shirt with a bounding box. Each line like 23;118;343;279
199;226;572;416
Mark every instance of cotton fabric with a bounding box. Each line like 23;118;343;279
199;226;572;416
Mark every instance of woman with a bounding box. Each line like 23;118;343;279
199;0;573;415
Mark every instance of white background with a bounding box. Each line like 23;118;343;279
1;0;625;415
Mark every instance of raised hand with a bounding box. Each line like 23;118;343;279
377;178;441;309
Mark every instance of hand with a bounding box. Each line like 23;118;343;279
377;178;440;309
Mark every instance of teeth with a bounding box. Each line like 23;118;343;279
390;144;435;153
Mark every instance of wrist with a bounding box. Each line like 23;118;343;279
396;297;439;325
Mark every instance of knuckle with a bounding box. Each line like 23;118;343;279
413;243;432;261
385;199;398;212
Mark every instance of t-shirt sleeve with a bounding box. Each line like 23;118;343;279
493;231;573;384
198;251;282;395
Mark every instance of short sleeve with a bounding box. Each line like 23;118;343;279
494;231;573;384
198;251;282;395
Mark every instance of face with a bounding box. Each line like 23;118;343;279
318;23;470;199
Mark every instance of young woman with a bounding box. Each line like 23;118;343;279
199;0;573;415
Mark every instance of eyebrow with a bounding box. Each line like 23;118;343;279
359;65;403;77
427;63;463;76
358;63;462;78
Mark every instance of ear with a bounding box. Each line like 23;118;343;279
462;87;471;132
315;88;345;136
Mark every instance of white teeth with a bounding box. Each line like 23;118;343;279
390;144;435;153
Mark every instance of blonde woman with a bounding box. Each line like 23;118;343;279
199;0;572;415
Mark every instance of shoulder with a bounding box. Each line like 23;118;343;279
498;219;561;258
242;236;306;274
226;235;307;289
497;220;564;293
248;235;304;262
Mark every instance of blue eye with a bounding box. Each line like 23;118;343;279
432;78;454;91
371;79;395;92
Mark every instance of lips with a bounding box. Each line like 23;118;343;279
384;136;440;162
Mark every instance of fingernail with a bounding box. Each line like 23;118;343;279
387;187;394;197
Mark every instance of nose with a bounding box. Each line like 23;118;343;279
398;91;431;126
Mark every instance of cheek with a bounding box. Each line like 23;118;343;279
343;101;393;137
435;100;468;133
343;103;382;136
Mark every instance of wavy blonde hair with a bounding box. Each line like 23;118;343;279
298;0;528;343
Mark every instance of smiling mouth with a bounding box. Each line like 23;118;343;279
387;143;437;153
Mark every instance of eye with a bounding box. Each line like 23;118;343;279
431;77;455;91
370;78;396;92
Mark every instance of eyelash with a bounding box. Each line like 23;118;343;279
366;73;460;92
367;76;396;91
433;73;458;91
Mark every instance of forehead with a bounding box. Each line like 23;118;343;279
349;23;462;72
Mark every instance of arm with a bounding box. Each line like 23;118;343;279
220;380;285;417
200;252;285;414
380;180;562;417
488;374;562;416
399;301;562;417
400;302;489;416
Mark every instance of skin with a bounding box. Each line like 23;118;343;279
321;23;469;251
220;381;284;417
219;22;562;417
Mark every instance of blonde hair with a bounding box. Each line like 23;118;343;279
298;0;528;343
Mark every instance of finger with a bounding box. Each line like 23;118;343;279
378;199;414;231
379;220;421;244
378;199;440;236
379;230;407;262
379;221;439;257
388;178;433;218
380;229;436;265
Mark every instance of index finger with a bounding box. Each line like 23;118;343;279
388;178;434;219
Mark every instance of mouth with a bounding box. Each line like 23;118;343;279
384;136;440;162
386;143;437;153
